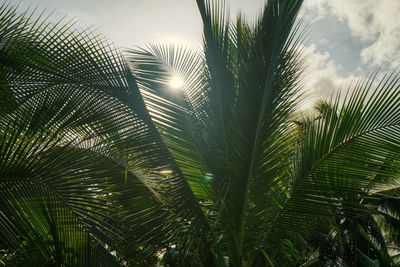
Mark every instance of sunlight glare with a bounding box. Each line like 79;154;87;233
169;76;183;89
159;169;173;174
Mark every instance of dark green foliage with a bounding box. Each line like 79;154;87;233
2;0;400;266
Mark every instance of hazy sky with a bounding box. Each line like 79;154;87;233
10;0;400;105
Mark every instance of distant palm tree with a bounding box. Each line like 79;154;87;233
2;0;400;266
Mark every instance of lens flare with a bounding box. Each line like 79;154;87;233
169;76;183;89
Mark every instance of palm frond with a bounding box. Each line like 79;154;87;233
0;3;209;264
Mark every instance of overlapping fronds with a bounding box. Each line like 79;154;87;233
3;0;400;266
266;71;400;264
128;0;400;265
129;0;309;265
0;3;209;265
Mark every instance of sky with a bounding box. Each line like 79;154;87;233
10;0;400;107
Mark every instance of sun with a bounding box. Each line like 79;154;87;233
169;76;183;89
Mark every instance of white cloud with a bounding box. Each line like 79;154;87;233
301;43;360;109
303;0;400;67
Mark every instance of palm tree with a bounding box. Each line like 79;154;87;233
2;0;400;266
0;3;200;265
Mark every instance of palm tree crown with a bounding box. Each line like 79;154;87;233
2;0;400;266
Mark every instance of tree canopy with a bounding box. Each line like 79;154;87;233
1;0;400;266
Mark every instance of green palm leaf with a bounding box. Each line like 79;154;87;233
4;0;400;266
0;3;208;265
